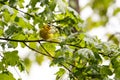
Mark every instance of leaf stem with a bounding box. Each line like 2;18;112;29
39;42;54;58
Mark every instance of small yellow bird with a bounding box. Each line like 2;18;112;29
39;25;53;40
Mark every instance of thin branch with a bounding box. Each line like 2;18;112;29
0;37;81;79
0;37;84;48
39;42;78;80
0;37;43;42
23;42;78;79
39;42;54;58
61;64;78;80
46;40;84;48
23;42;50;57
13;7;34;17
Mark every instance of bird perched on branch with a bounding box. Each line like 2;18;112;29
39;24;55;40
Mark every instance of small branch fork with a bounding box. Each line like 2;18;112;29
0;37;79;80
24;41;78;80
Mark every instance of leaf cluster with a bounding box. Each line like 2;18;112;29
0;0;120;80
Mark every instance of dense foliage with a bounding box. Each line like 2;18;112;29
0;0;120;80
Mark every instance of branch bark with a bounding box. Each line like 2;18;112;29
23;42;78;80
0;37;84;48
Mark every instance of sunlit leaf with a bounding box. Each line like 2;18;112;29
35;54;44;65
0;29;3;36
18;0;24;8
30;0;39;8
17;61;25;72
113;8;120;16
114;67;120;79
3;50;19;66
17;17;33;29
0;62;4;71
55;68;65;80
39;43;56;56
3;10;11;22
23;57;32;73
28;34;38;49
0;71;15;80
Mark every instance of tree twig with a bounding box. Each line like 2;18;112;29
23;41;78;79
0;37;84;48
0;37;42;42
39;42;53;58
60;63;78;80
0;37;82;79
23;42;50;57
38;42;78;80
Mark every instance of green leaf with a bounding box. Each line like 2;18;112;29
14;16;19;22
39;43;56;56
9;41;18;48
78;33;85;40
3;50;19;66
3;11;11;22
28;34;38;49
56;0;67;13
49;0;56;11
54;50;62;58
17;34;26;48
0;71;15;80
40;0;49;6
0;62;4;71
52;57;65;65
0;29;3;36
0;21;7;27
17;17;33;29
113;8;120;16
111;55;120;69
115;67;120;79
30;0;39;8
100;66;112;76
17;61;25;72
35;54;44;65
23;58;32;73
9;0;17;7
78;48;95;60
55;68;65;80
18;0;24;8
107;33;119;45
5;24;17;37
79;40;85;47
